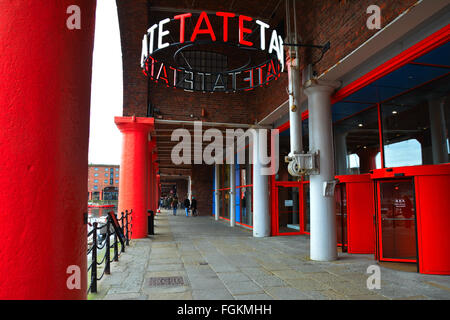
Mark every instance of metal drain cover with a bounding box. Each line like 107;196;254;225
199;262;208;265
147;276;185;287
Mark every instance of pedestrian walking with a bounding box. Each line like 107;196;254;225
184;198;190;217
191;196;198;216
172;197;178;215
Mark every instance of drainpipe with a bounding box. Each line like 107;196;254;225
286;0;303;159
287;52;303;158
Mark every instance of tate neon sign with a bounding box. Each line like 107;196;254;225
140;11;285;93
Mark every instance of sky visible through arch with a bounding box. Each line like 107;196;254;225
88;0;123;165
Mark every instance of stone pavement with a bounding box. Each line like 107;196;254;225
91;210;450;300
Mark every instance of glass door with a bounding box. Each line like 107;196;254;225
335;184;348;252
276;185;301;235
376;179;418;263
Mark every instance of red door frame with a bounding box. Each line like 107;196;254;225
271;118;310;236
374;178;418;263
272;181;304;236
271;27;449;239
335;183;348;251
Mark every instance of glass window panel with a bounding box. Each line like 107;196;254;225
333;105;381;175
335;184;347;248
379;180;417;261
303;183;310;233
277;186;300;233
381;73;450;168
276;129;294;181
239;186;253;227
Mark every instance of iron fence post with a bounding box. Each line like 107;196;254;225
105;217;111;275
125;210;130;246
121;214;125;253
130;210;133;239
113;229;119;261
91;222;98;294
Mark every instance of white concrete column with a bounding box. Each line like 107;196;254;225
230;164;236;227
252;131;270;237
215;164;220;220
334;131;348;175
187;176;192;202
304;79;340;261
429;98;448;164
287;56;303;155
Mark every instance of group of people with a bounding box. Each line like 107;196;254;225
159;195;198;217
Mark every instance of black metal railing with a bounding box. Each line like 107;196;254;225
87;210;133;294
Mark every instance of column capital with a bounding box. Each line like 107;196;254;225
115;116;155;134
303;79;341;94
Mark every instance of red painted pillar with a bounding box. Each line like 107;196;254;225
115;117;154;239
0;1;97;299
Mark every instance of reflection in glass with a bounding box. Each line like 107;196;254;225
334;105;381;175
239;186;253;226
381;74;450;168
335;184;347;250
277;186;300;233
379;180;417;261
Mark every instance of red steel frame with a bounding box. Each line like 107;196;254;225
215;163;255;229
271;117;310;236
331;24;450;104
374;178;418;263
269;27;450;266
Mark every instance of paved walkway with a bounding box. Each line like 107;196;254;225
91;210;450;300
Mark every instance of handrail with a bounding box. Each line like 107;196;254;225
87;209;133;294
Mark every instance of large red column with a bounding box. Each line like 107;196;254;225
0;1;97;299
115;117;154;239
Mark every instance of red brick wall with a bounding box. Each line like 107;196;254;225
116;0;149;117
296;0;418;76
191;164;213;216
87;165;120;193
251;0;419;123
176;179;188;202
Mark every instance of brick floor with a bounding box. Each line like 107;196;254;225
91;210;450;300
